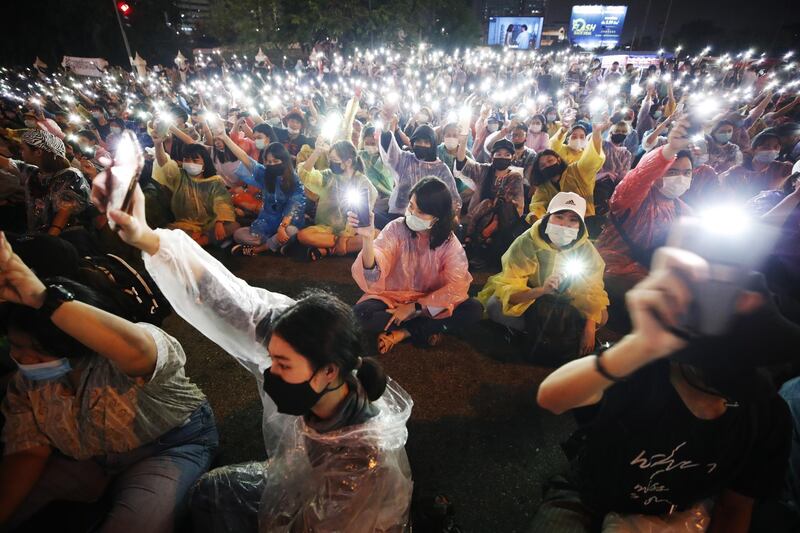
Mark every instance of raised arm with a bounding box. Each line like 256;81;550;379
221;131;255;172
93;180;295;376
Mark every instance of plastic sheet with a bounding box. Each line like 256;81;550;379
602;500;711;532
145;229;414;531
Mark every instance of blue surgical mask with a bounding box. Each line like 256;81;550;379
17;358;72;381
714;132;732;144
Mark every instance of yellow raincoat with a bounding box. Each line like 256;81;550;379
477;219;609;324
153;157;236;233
528;134;605;222
549;127;583;165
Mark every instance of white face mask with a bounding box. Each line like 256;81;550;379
659;175;692;199
568;138;587;151
694;153;709;165
287;127;300;136
24;119;37;128
444;137;459;150
110;126;122;135
487;123;499;132
183;162;204;176
530;123;543;133
545;221;579;247
364;145;379;155
405;208;435;232
255;138;268;150
753;149;779;164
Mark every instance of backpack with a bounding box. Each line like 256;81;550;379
78;254;172;325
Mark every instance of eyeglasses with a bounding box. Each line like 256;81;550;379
664;168;693;178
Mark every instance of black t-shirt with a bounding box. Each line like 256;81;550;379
274;127;315;157
570;360;790;516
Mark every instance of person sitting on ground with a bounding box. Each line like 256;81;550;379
0;130;92;239
595;117;694;333
0;233;217;533
549;123;590;166
150;130;238;247
352;177;482;354
218;134;306;256
485;119;537;189
706;119;743;174
378;113;461;228
526;114;550;153
358;124;394;221
297;139;377;260
532;246;796;533
527;119;608;224
455;138;525;269
91;182;414;533
478;193;608;361
719;131;793;203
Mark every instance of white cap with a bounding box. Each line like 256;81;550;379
547;192;586;220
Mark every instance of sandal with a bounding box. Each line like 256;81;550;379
307;247;334;262
377;330;407;354
231;244;259;256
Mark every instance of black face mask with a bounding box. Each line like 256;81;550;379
413;146;436;162
492;157;512;171
262;367;326;416
329;161;344;174
263;163;285;179
540;162;565;181
513;141;526;150
610;133;627;145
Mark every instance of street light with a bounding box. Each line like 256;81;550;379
112;0;134;72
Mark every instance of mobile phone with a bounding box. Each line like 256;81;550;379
106;131;144;230
666;214;779;336
348;188;371;228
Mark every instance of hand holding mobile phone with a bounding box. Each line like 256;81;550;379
105;131;144;230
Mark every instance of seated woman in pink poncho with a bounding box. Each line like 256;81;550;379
351;177;483;354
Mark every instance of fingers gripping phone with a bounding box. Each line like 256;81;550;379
106;131;144;230
666;214;779;337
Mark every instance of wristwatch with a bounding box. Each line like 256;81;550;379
40;284;75;318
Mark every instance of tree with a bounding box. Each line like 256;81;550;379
205;0;280;46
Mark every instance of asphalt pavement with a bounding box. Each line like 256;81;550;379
165;251;576;533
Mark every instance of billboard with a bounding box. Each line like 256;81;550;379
487;17;544;50
569;5;628;49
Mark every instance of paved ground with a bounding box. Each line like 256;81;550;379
165;251;577;533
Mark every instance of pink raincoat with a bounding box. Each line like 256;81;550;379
351;218;472;318
595;146;691;280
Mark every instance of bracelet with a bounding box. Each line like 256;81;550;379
594;343;626;383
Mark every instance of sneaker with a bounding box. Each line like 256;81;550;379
231;244;258;256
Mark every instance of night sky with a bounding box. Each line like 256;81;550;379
546;0;799;45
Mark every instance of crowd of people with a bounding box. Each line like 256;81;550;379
1;42;800;532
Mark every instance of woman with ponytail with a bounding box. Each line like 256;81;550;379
90;176;413;533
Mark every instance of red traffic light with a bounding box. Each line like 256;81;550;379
117;2;131;15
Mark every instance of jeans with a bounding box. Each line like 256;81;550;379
9;402;219;533
353;298;483;345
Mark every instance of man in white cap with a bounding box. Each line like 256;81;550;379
478;191;609;361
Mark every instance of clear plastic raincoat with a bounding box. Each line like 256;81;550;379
143;229;414;532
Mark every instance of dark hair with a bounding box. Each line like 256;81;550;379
2;277;121;360
331;140;365;173
270;290;387;401
408;177;455;249
750;131;781;150
529;113;546;126
513;122;528;133
253;122;276;142
182;143;217;178
676;149;694;167
211;137;238;163
170;105;189;124
77;129;98;143
264;141;296;194
531;149;562;186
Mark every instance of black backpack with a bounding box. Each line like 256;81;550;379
78;254;172;325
